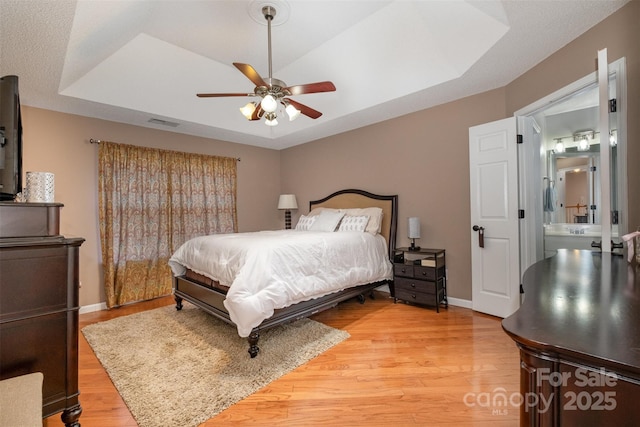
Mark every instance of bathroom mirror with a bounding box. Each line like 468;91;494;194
539;74;621;228
547;143;617;225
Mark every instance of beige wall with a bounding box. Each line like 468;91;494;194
281;0;639;301
18;1;639;307
281;88;507;301
21;107;281;307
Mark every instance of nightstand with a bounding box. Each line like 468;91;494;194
392;247;447;312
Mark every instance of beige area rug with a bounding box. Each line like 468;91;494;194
82;302;350;427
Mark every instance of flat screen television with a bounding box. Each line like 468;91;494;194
0;75;23;201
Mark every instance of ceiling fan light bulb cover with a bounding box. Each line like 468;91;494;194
239;102;256;120
261;94;278;113
286;104;301;121
265;117;278;126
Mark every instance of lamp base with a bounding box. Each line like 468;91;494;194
408;240;420;251
284;210;292;230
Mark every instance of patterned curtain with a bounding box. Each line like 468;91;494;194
98;141;237;308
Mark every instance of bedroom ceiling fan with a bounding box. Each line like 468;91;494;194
196;5;336;126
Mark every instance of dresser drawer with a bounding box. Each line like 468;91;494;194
0;246;69;321
394;264;414;278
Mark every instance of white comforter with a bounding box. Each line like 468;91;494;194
168;230;392;337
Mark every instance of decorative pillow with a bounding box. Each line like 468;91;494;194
295;215;316;231
338;215;370;232
309;210;345;232
340;207;383;234
307;207;336;217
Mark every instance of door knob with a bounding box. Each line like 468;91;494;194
473;225;485;248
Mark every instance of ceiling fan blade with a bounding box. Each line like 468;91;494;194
285;81;336;96
197;93;254;97
233;63;268;88
285;98;323;119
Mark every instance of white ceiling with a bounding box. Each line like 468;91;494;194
0;0;628;150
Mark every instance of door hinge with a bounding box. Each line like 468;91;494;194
516;134;523;144
519;209;525;219
590;204;597;211
609;98;617;113
590;166;597;172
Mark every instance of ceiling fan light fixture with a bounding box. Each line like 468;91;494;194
196;5;335;127
265;112;278;126
285;103;301;121
239;102;257;120
261;94;278;113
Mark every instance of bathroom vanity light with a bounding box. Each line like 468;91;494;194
574;130;594;152
610;129;618;146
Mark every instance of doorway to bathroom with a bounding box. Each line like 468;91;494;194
516;56;627;270
469;53;627;318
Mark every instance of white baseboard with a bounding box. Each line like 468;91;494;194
446;297;472;309
380;283;472;309
77;290;472;314
79;302;107;314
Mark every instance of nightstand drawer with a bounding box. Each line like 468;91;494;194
394;264;414;278
394;277;437;295
394;287;436;306
413;266;436;280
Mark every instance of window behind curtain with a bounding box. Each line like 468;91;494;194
98;141;237;308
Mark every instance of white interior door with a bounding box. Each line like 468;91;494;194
469;117;520;318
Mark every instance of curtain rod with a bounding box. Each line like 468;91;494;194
89;139;241;161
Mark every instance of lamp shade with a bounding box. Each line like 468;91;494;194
285;104;301;121
277;194;298;210
408;217;421;239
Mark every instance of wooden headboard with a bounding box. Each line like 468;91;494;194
309;189;398;260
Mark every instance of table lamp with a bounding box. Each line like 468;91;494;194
278;194;298;229
408;217;421;251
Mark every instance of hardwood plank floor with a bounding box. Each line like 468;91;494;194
44;292;521;426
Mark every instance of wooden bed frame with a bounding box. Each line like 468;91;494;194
173;189;398;357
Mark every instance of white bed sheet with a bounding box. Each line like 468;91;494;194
168;230;392;337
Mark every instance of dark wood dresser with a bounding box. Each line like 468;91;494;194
0;202;84;426
502;249;640;426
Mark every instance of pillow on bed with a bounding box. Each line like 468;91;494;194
340;207;383;235
295;214;316;231
337;215;370;232
309;210;345;232
307;206;383;234
307;207;334;217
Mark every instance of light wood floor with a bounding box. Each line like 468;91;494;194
44;292;521;426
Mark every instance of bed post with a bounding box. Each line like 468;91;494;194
248;331;260;358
